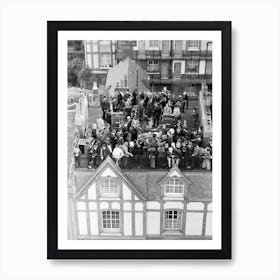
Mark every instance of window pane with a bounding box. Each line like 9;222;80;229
100;54;111;67
175;40;183;50
189;40;199;48
86;54;92;68
99;40;111;52
164;210;182;230
186;60;199;73
92;43;98;52
102;210;120;229
86;43;91;53
149;40;159;48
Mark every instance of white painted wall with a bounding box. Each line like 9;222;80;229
122;183;132;200
205;213;212;236
146;212;160;235
100;202;109;209
169;170;181;177
87;183;96;199
89;212;99;235
77;212;87;235
111;202;120;210
199;60;206;74
146;201;160;209
164;201;184;209
77;201;86;210
100;167;117;177
123;212;132;236
88;202;97;210
135;202;143;211
185;212;204;235
187;202;204;210
200;40;208;51
123;202;132;211
135;212;143;236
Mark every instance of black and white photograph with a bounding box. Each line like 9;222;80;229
67;39;213;241
47;21;231;259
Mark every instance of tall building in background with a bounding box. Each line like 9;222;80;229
116;40;137;62
68;40;85;62
84;40;117;85
132;40;212;94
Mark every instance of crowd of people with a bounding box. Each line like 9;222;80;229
73;87;212;171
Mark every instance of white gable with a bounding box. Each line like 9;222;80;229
123;183;132;200
100;167;117;177
169;170;181;177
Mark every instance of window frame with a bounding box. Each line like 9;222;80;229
100;53;112;68
148;40;160;50
185;59;199;74
101;210;121;233
163;210;183;230
99;177;119;198
147;60;159;72
174;40;183;51
99;40;111;52
187;40;200;50
164;178;184;197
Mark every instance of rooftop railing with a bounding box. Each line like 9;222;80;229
74;155;212;171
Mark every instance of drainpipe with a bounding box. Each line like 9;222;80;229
205;42;210;81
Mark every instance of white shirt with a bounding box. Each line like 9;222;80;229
112;147;124;160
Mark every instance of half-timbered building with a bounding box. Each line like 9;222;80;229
68;156;212;240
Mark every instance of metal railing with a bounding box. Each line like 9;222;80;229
148;74;212;84
74;155;212;171
133;50;212;60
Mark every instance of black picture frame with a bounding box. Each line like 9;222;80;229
47;21;231;259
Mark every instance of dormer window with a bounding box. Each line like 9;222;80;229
164;178;184;197
100;177;119;197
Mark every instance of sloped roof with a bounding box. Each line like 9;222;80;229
123;170;212;201
73;158;212;202
105;57;149;95
74;156;146;200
